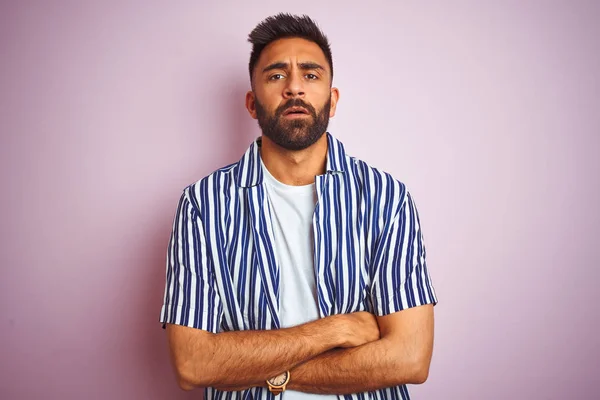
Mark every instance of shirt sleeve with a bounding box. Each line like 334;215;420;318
371;191;438;316
159;189;223;332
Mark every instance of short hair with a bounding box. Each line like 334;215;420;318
247;13;333;86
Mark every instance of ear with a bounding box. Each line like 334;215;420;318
245;90;258;119
329;87;340;118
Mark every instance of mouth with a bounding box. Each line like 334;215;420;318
283;107;309;116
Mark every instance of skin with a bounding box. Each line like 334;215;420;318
245;37;339;186
167;312;380;390
166;37;435;393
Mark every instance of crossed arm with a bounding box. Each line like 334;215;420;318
166;303;434;394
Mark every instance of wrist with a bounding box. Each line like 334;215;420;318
298;315;346;351
266;371;290;396
317;314;348;349
287;365;305;391
324;314;349;347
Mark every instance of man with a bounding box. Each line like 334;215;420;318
160;13;438;400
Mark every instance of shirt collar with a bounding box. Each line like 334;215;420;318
235;132;348;188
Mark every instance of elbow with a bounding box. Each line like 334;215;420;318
177;376;196;391
390;354;430;385
167;324;219;390
174;360;217;390
407;356;431;385
174;364;200;391
410;363;430;384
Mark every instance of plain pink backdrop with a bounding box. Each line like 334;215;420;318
1;1;599;399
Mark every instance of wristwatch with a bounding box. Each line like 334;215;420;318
266;371;290;396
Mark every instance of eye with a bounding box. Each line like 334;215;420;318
269;73;285;80
306;73;318;80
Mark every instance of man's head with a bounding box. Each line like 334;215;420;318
245;14;339;151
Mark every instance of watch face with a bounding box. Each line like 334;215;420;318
269;372;289;387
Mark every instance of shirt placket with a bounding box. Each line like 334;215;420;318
312;172;331;319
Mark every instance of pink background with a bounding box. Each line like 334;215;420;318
1;1;599;399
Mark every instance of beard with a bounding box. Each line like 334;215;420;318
255;96;331;151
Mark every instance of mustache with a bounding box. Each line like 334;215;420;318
276;99;317;117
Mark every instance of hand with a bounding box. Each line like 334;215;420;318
337;311;380;348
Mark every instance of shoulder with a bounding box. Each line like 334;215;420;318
180;162;239;212
345;154;410;211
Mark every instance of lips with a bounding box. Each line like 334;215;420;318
283;107;309;115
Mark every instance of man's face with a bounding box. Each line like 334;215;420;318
246;37;339;151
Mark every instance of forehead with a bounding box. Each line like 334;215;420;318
257;37;329;70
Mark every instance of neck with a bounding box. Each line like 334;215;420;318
260;133;328;186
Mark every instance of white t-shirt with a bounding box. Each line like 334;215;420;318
262;164;338;400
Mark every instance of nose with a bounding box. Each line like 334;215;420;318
283;72;305;99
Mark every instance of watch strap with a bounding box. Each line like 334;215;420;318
270;387;284;396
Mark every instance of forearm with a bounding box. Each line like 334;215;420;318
288;337;426;394
170;316;345;389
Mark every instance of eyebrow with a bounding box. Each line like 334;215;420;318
262;61;326;74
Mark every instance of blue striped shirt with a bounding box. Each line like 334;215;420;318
160;133;438;400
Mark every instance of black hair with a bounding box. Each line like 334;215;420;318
247;13;333;85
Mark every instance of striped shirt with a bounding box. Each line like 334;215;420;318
160;132;438;400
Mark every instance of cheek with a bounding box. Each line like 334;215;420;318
256;91;281;112
258;83;283;98
313;88;332;104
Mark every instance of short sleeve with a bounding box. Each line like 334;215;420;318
371;192;438;316
159;189;223;332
